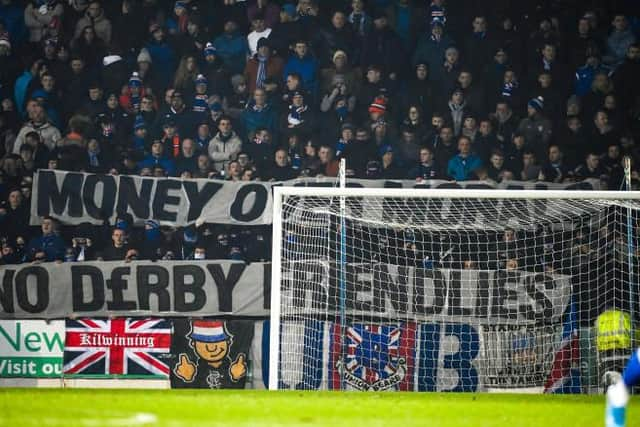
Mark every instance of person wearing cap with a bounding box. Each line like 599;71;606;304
319;48;361;96
133;48;162;101
516;96;552;159
283;90;315;138
361;9;405;82
244;37;284;94
201;43;232;98
267;2;303;57
379;144;403;178
432;46;462;98
212;19;249;76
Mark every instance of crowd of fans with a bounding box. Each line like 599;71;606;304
0;0;639;264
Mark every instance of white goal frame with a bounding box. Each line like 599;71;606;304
268;187;640;391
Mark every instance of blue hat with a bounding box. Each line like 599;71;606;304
174;1;186;10
183;226;197;243
209;101;222;112
133;115;146;130
128;72;143;88
190;320;229;342
528;96;544;112
282;3;297;17
379;145;394;156
195;74;207;85
204;42;217;57
32;89;49;100
145;219;160;229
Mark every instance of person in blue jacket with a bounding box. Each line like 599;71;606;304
447;135;482;181
138;140;177;176
283;39;318;98
25;216;66;262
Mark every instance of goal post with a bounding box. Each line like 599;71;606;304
269;187;640;392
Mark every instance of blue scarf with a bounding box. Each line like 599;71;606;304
256;55;268;89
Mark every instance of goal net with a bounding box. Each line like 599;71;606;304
269;188;640;393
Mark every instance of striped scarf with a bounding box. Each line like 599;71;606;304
256;55;268;89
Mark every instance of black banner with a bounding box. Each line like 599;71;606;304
170;319;254;389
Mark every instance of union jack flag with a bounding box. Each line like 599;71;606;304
544;299;581;393
63;318;172;377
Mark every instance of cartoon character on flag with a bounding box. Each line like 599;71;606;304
337;324;406;391
173;320;247;389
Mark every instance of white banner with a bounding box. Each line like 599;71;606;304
0;261;571;324
0;261;271;319
30;170;601;226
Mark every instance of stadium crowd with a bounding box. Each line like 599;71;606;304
0;0;639;264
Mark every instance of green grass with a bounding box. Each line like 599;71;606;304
0;388;635;427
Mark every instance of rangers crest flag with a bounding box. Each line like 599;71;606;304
63;319;172;377
330;323;417;391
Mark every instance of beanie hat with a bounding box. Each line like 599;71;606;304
195;74;207;85
137;48;152;64
282;3;297;18
204;42;216;57
333;50;347;62
128;72;143;88
0;36;10;51
149;23;162;34
528;96;544;112
133;115;146;130
369;97;387;115
174;1;187;10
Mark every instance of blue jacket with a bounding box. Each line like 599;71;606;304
145;40;176;89
26;233;66;262
241;103;278;137
138;154;177;176
14;71;32;117
574;64;611;97
213;32;249;75
447;154;482;181
283;54;319;95
0;3;28;46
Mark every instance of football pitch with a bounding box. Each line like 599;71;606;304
0;389;636;427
